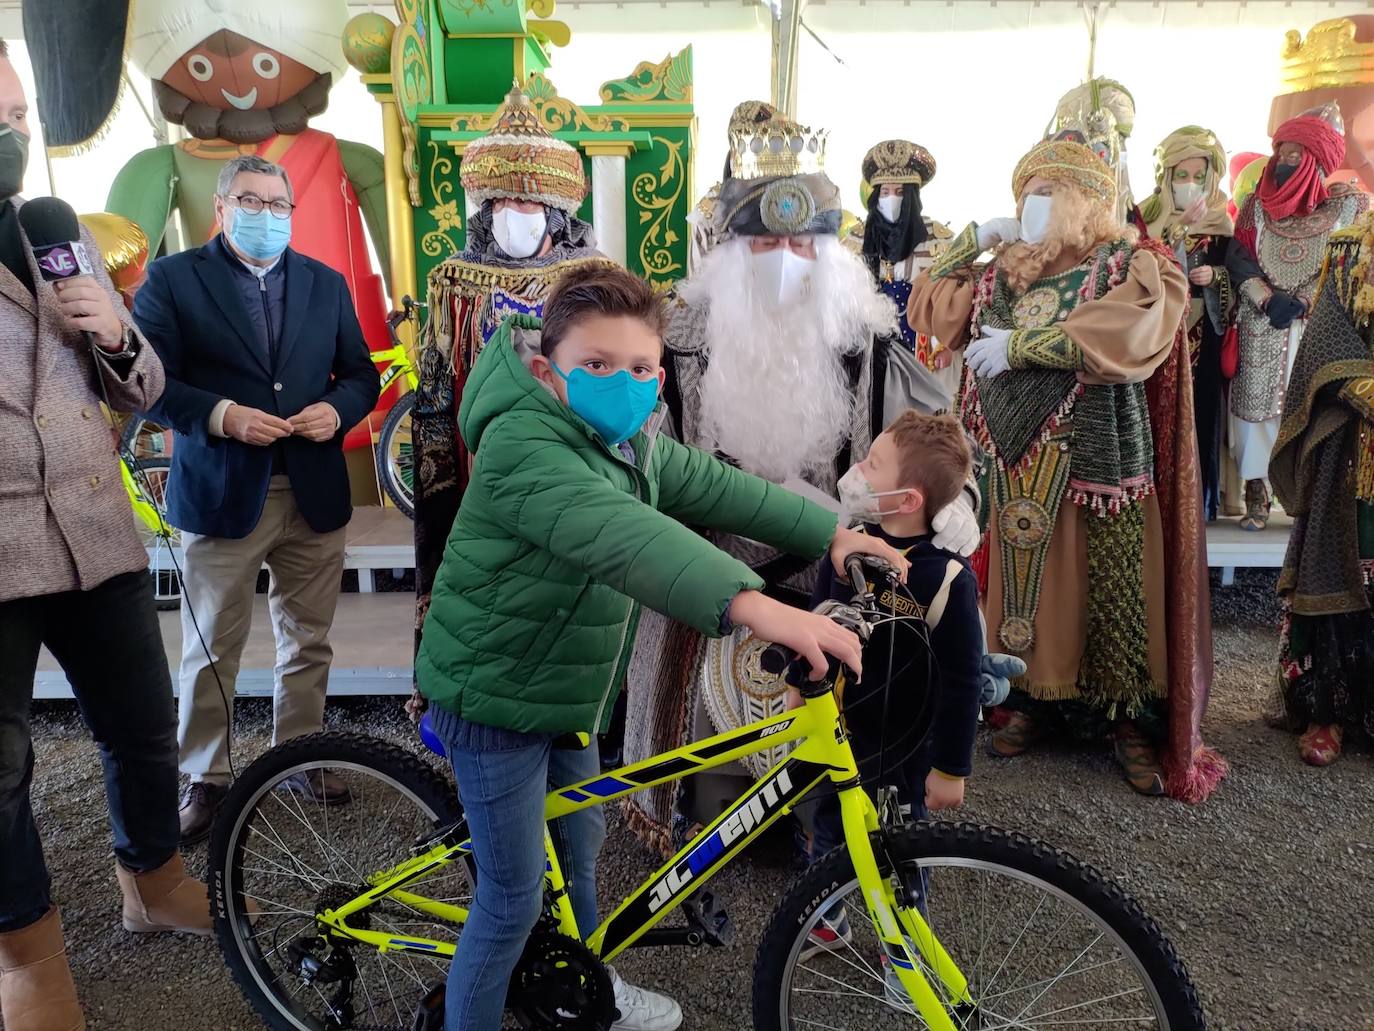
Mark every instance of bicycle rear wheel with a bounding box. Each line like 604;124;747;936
752;821;1204;1031
119;415;174;462
210;732;469;1031
375;392;415;520
128;457;181;609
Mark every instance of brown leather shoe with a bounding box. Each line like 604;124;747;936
178;780;227;846
1113;722;1166;796
0;907;85;1030
116;853;212;936
277;769;353;806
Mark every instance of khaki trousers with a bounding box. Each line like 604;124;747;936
177;477;347;783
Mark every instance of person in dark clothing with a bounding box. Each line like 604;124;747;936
133;153;381;843
792;412;1020;1001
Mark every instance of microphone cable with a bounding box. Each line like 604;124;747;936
91;340;238;781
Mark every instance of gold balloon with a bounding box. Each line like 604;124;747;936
79;212;149;297
1233;156;1269;212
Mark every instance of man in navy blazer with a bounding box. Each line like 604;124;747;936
133;154;380;843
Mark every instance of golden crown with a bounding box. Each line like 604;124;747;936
1279;18;1374;95
728;121;828;182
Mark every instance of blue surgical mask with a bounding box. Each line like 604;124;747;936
552;362;659;445
226;207;292;262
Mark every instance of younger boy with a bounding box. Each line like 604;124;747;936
415;263;910;1031
796;411;987;965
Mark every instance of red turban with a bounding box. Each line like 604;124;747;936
1256;113;1346;221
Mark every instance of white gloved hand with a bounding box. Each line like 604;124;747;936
976;217;1021;251
931;491;980;557
966;325;1012;379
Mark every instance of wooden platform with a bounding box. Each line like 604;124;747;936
35;593;414;700
28;507;1293;700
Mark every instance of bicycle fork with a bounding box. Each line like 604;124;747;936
840;789;976;1029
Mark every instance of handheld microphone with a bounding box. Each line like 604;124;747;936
18;196;95;284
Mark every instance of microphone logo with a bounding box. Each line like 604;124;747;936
32;241;95;282
39;249;75;276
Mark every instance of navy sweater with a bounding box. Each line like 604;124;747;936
807;524;982;780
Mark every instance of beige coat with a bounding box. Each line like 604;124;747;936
0;212;164;603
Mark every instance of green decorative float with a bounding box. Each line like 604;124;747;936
345;0;696;304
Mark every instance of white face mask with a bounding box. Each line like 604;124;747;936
837;464;908;522
1172;182;1204;209
1019;194;1054;246
877;194;903;223
751;246;815;307
492;206;547;259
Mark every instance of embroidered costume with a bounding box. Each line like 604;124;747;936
1140;127;1236;521
1271;214;1374;757
1226;104;1368;530
411;85;614;659
843;140;957;404
910;138;1225;801
623;116;954;852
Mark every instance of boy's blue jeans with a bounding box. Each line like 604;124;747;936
430;707;606;1031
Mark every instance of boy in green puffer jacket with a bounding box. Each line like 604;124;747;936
416;264;910;1031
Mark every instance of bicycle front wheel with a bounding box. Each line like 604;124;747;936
375;392;415;520
209;731;469;1031
753;821;1204;1031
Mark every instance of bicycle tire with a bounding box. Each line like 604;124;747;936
375;392;416;520
209;731;462;1031
751;821;1205;1031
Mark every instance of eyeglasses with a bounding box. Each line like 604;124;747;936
226;194;295;219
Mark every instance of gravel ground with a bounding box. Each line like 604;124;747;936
25;570;1374;1031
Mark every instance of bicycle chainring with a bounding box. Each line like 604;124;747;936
507;932;615;1031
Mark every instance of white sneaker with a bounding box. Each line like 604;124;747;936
609;967;683;1031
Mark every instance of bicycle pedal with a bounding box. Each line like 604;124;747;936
410;981;445;1031
682;888;733;947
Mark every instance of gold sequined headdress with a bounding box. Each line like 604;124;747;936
460;83;587;215
1011;138;1117;207
861;139;937;189
718;118;842;237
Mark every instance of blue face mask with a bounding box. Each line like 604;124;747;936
552;362;660;445
226;207;292;262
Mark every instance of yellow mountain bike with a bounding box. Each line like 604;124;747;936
207;557;1204;1031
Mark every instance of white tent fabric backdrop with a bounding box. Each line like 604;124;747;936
9;2;1364;246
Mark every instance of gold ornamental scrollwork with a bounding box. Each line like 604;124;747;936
421;140;460;258
392;0;431;206
451;73;630;135
598;47;693;104
632;136;686;281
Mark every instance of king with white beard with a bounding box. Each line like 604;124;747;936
622;117;979;850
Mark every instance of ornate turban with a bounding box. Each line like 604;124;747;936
1011;138;1117;207
862;139;937;190
717;118;842;237
460;84;587;216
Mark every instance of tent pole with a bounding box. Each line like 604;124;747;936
771;0;803;119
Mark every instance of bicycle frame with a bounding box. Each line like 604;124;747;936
372;345;418;395
121;454;173;540
302;680;977;1029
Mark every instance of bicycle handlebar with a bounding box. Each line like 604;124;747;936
758;556;900;680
